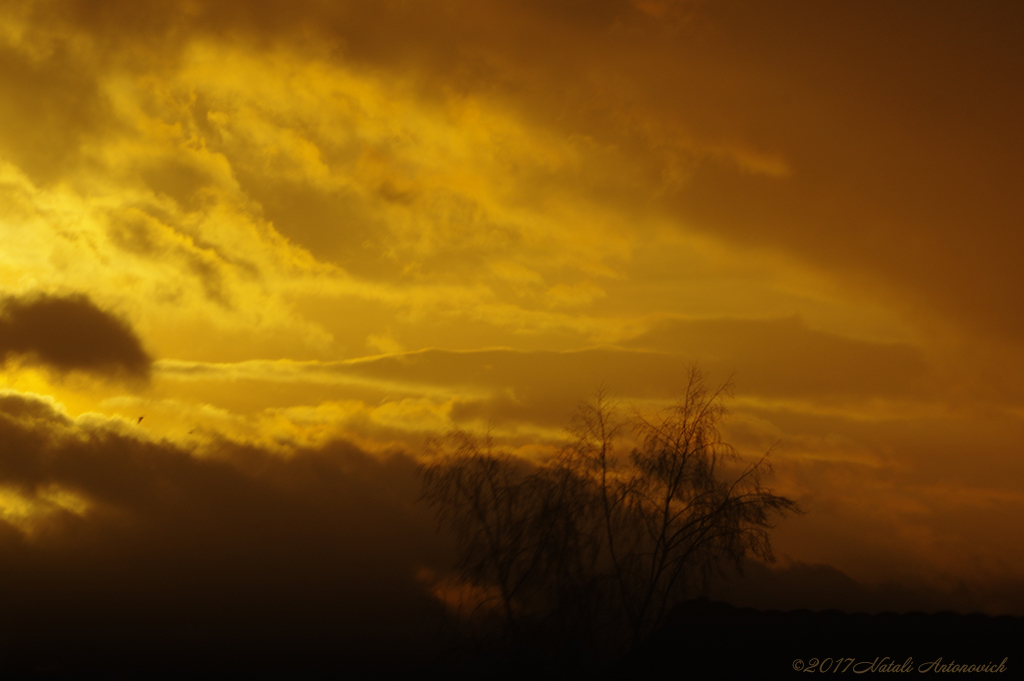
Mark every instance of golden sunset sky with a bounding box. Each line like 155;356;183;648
1;0;1023;631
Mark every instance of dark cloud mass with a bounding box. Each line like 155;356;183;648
0;391;450;670
0;294;151;380
0;390;1016;673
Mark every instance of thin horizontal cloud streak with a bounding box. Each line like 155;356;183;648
158;315;933;407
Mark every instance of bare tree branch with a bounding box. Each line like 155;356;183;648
418;367;802;658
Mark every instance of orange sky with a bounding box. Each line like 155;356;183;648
1;0;1023;623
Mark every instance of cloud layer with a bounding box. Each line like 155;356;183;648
0;391;449;650
0;0;1022;655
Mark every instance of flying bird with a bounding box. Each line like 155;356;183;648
137;415;144;424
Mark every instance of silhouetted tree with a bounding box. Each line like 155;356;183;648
419;368;801;659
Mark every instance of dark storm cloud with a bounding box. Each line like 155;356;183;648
0;293;151;380
0;391;450;649
646;1;1024;345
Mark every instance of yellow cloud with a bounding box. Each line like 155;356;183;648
0;484;93;536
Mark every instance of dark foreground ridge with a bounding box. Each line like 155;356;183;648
612;599;1023;680
3;601;1020;679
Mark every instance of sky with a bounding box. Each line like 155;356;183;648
1;0;1023;642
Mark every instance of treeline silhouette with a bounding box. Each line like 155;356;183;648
419;368;801;669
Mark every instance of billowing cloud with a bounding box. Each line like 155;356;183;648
2;0;1021;354
0;390;451;668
